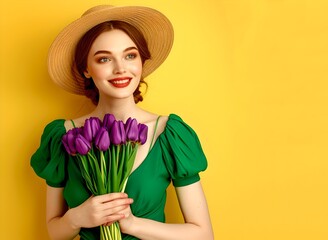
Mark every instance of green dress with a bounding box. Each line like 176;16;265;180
31;114;207;240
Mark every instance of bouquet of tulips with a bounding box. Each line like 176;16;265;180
61;114;148;240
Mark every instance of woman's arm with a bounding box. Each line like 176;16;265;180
46;186;133;240
119;181;214;240
46;186;80;240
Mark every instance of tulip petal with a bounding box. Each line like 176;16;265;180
95;127;110;151
83;117;101;142
138;123;148;145
110;121;122;145
118;121;126;144
75;134;91;155
103;114;116;131
126;118;139;142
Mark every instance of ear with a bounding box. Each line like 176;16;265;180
84;70;91;79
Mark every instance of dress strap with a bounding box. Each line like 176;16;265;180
148;115;161;152
70;119;76;128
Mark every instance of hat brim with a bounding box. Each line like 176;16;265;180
47;5;174;95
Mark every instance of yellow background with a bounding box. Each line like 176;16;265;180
1;0;327;239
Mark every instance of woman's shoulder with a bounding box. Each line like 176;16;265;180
163;113;189;130
31;119;68;187
64;114;92;131
142;112;182;125
158;113;208;187
38;119;67;145
155;113;193;141
43;119;66;132
149;113;185;137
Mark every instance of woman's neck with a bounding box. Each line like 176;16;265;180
92;96;140;121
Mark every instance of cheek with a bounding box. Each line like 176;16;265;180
130;62;143;76
89;65;110;79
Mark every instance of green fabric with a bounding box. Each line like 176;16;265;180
31;114;207;240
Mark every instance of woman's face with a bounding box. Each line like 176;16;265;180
84;29;143;102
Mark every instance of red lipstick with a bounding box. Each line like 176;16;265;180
109;77;132;88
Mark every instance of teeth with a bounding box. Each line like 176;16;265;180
112;79;129;84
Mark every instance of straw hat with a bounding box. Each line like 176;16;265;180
47;5;174;95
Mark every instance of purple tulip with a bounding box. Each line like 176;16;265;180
83;117;101;142
75;134;91;155
110;120;126;145
62;133;75;155
119;121;127;144
95;127;110;151
103;114;116;131
138;123;148;145
125;117;132;129
125;118;139;142
62;128;82;155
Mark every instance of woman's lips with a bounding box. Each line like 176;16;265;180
109;77;132;88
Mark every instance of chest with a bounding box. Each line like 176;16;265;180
63;142;171;211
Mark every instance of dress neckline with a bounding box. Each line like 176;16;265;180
148;115;161;152
128;125;164;178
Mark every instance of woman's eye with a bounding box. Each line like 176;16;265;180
126;53;137;60
99;57;111;63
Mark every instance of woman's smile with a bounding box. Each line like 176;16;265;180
109;77;132;88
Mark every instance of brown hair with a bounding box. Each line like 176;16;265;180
73;21;151;105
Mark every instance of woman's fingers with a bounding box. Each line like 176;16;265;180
96;192;129;203
75;193;133;228
92;193;133;211
103;204;133;227
103;197;133;209
92;193;133;225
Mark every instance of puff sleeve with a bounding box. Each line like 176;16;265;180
160;114;208;187
30;119;68;187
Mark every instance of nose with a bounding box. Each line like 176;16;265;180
113;59;126;74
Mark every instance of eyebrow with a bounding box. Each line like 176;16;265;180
94;47;138;56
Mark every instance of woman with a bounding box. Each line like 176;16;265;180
31;5;214;240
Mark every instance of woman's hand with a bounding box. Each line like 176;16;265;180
117;203;136;234
71;192;133;229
